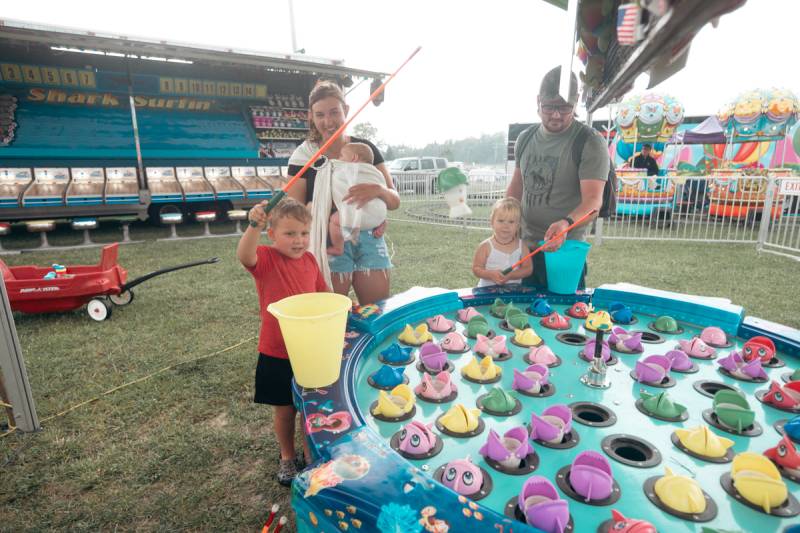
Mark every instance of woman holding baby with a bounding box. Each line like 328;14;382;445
287;80;399;305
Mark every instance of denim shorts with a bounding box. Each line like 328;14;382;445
328;229;393;273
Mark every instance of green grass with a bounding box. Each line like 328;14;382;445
1;219;798;532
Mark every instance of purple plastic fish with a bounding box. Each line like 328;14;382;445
519;476;570;533
569;450;614;502
440;457;483;496
581;339;611;362
530;404;572;444
479;426;532;469
634;354;672;384
718;350;768;380
608;326;643;353
664;349;693;371
419;342;447;372
398;420;438;455
512;364;549;394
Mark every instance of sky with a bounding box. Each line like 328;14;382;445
2;0;798;146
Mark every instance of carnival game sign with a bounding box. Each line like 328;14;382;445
26;87;218;112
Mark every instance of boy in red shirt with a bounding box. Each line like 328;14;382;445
237;197;329;486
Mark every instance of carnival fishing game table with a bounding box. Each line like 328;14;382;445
290;284;800;533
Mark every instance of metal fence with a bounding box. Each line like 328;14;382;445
390;170;800;261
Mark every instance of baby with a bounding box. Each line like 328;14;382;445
327;142;383;255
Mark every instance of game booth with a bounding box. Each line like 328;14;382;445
0;20;386;231
282;281;800;533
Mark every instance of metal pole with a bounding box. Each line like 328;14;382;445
780;124;789;169
0;272;39;432
559;0;579;102
126;60;146;191
757;176;777;252
288;0;299;53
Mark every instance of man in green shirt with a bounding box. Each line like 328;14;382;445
506;66;609;288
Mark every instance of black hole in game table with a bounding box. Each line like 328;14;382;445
556;332;588;345
640;331;664;343
693;380;738;398
601;434;661;468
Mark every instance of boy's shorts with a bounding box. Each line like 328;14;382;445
254;354;294;406
328;229;393;274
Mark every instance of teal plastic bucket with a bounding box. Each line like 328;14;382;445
542;240;591;294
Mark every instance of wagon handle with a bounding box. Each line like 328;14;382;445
119;257;220;292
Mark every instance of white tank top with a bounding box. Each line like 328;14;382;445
477;239;524;288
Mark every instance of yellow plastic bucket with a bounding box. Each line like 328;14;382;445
267;292;352;388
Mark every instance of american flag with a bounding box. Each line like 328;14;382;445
616;3;640;45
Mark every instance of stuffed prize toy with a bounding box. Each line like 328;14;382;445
437;167;472;218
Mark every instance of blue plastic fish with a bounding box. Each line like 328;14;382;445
531;298;552;316
380;343;413;364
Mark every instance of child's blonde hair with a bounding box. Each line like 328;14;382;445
490;197;522;224
268;197;312;228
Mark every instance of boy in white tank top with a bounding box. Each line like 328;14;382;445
472;197;533;287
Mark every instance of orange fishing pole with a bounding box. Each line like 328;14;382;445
251;46;422;225
501;209;598;275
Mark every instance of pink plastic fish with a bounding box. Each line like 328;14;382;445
700;326;728;347
414;372;457;401
474;334;509;358
426;314;455;333
440;457;483;496
440;331;468;353
528;345;559;366
398;421;438;456
678;337;716;359
457;307;482;323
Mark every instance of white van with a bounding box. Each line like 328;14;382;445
388;157;449;194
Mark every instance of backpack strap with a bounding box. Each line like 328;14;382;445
515;124;540;162
570;124;592;169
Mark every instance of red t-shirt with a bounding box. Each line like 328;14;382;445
246;246;328;358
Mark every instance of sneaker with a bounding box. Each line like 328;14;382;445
294;456;306;471
276;458;298;487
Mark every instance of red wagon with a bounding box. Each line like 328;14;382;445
0;243;218;321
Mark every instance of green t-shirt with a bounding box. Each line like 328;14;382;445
514;121;609;244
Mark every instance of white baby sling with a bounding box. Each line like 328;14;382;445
310;158;387;287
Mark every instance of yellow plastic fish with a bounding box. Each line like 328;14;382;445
513;327;542;347
439;404;481;433
398;323;433;345
731;452;788;513
461;355;501;380
585;311;613;332
654;467;707;514
674;426;734;459
371;384;415;418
